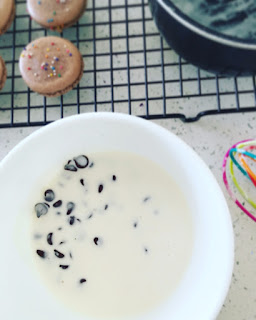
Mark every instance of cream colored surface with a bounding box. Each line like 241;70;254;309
1;113;255;319
0;0;14;34
31;151;193;319
19;36;83;96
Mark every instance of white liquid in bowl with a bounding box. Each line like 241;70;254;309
31;151;194;319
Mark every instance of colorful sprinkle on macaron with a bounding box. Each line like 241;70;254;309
27;0;87;31
19;36;84;97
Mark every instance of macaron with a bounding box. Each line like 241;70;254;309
27;0;87;31
19;36;84;97
0;0;15;35
0;56;7;90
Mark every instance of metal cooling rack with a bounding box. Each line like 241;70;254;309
0;0;256;128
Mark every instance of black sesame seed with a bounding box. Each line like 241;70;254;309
58;227;63;231
89;162;94;168
53;200;62;208
69;216;75;225
54;249;65;259
143;196;151;202
87;213;93;219
59;241;65;245
64;164;77;172
47;232;53;246
144;247;148;253
104;204;108;210
98;184;104;193
36;250;46;258
35;203;48;218
44;189;55;202
59;265;69;270
93;237;102;246
133;222;137;228
77;218;81;222
80;278;87;284
67;202;75;215
80;179;84;186
112;175;116;181
73;155;89;169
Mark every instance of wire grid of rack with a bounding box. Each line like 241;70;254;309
0;0;256;128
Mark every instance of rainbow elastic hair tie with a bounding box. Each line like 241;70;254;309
222;139;256;222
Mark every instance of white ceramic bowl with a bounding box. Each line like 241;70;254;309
0;113;233;320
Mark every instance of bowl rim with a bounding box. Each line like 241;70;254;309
0;112;234;320
156;0;256;50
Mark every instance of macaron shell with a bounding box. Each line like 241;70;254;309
19;36;84;97
0;0;15;35
27;0;87;29
0;56;7;90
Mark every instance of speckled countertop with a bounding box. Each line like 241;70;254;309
0;113;255;319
